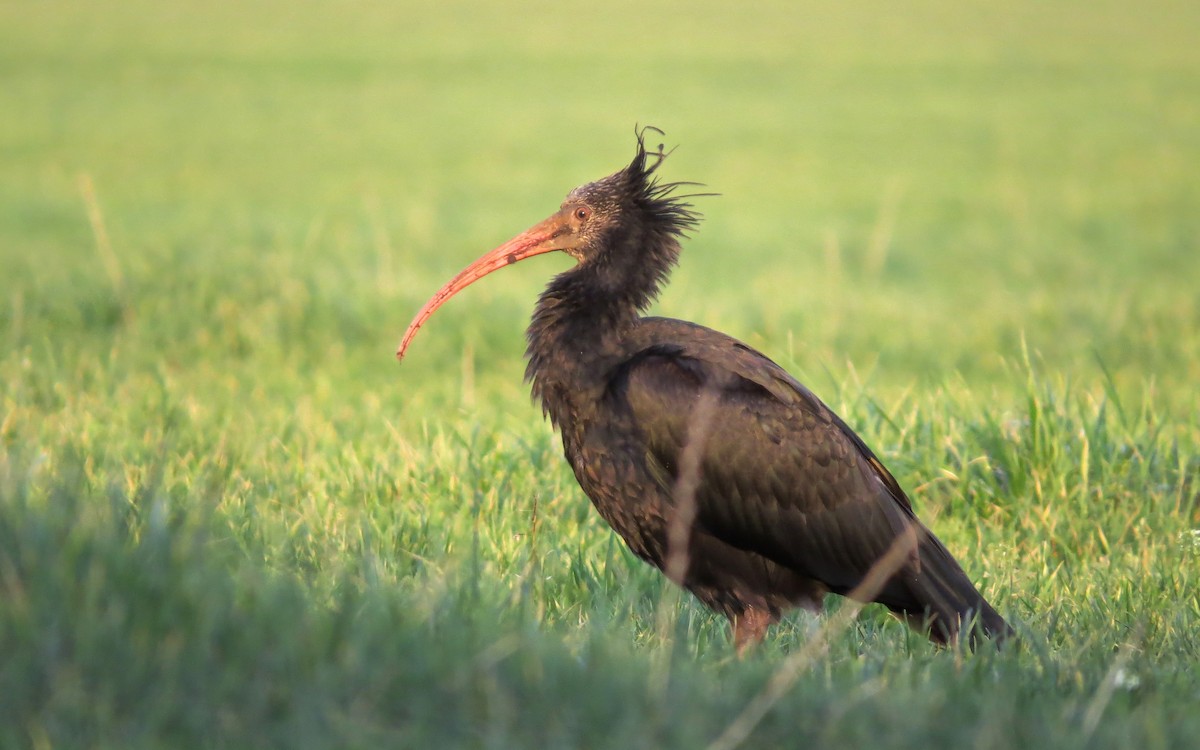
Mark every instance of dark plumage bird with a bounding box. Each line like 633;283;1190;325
398;129;1012;651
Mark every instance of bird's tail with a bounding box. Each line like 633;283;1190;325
884;528;1014;649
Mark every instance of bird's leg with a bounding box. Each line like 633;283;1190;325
732;608;775;656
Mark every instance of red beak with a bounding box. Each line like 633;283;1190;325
396;211;571;360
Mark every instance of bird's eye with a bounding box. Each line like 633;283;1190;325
574;207;590;221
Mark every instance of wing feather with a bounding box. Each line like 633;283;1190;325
613;318;920;591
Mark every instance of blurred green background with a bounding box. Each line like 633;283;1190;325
4;0;1197;397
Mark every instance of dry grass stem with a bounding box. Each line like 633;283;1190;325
665;386;722;587
77;173;125;302
1082;632;1143;739
707;524;921;750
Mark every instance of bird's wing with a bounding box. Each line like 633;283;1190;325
613;318;921;591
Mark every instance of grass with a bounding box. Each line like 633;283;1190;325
1;0;1198;747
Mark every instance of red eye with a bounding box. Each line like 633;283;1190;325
574;207;589;221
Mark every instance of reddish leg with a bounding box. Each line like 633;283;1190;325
733;608;775;655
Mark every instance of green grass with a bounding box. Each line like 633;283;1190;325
2;0;1199;747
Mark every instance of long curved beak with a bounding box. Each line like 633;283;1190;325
396;210;571;361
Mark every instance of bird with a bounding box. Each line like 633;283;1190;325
397;127;1013;652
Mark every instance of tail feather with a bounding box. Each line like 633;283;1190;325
882;528;1014;649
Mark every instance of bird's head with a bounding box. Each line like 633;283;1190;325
397;127;701;360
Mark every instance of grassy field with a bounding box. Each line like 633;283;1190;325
2;0;1199;747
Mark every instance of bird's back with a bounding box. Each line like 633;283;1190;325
573;316;1012;645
